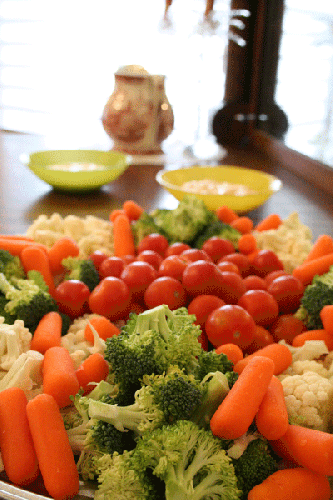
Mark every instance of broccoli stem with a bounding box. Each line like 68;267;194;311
133;305;172;342
88;399;155;433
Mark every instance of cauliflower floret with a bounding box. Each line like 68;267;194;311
279;370;333;431
0;318;32;372
0;350;44;399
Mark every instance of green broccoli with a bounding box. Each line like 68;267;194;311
295;265;333;329
134;419;241;500
104;305;202;403
62;256;100;292
0;249;25;281
131;212;163;246
192;214;241;249
194;349;234;381
0;272;58;331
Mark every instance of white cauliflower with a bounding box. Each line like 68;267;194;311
0;350;44;399
0;318;32;373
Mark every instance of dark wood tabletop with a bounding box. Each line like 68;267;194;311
1;130;333;241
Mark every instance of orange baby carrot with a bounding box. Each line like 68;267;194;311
113;213;136;257
210;355;274;439
248;468;331;500
303;234;333;263
109;208;126;223
255;375;289;440
20;244;55;296
75;352;110;394
0;238;48;256
123;200;145;221
84;316;120;343
292;329;333;350
216;205;239;224
215;343;244;366
26;393;80;500
237;233;257;255
319;304;333;336
0;234;34;241
276;424;333;476
234;343;293;376
0;387;39;486
292;252;333;285
254;213;282;232
48;237;80;275
43;346;80;408
30;311;62;354
230;216;254;234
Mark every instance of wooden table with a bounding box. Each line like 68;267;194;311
1;131;333;241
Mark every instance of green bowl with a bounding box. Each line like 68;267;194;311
22;149;129;192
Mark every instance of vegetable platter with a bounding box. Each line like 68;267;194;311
1;195;333;500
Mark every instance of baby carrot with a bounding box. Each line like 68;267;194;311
0;238;48;256
30;311;62;354
0;234;34;241
292;252;333;285
233;343;293;375
276;424;333;476
319;304;333;336
75;352;110;394
215;343;244;366
109;208;126;223
26;393;80;500
254;213;282;232
255;375;289;440
123;200;144;221
43;346;80;408
230;216;254;234
303;234;333;263
20;244;55;296
292;329;333;350
113;213;136;257
0;387;39;486
84;316;120;343
210;355;274;439
248;468;331;500
48;237;80;275
216;205;239;224
237;233;257;255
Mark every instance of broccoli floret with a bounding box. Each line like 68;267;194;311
194;349;234;381
192;215;241;249
0;249;25;281
0;272;58;332
62;256;100;292
131;212;163;246
134;419;241;500
104;305;202;402
295;265;333;329
87;366;205;435
192;371;231;429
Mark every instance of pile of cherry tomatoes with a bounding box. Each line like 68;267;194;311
56;232;307;355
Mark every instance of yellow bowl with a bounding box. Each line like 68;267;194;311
156;165;282;213
21;149;129;192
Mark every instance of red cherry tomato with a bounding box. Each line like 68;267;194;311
121;261;158;302
165;242;191;257
238;289;279;326
216;260;241;275
55;280;90;319
201;237;235;263
121;255;137;265
137;250;163;270
89;251;109;272
264;270;289;287
245;325;275;354
214;271;247;304
267;274;305;313
219;253;251;277
180;248;212;263
99;256;125;279
144;276;186;310
188;294;225;327
158;255;188;281
137;233;169;256
205;304;256;350
243;275;268;291
88;276;131;321
182;260;220;297
251;249;284;278
269;314;307;344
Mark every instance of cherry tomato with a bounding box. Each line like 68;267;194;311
165;242;191;257
243;275;267;291
182;260;220;297
55;279;90;320
245;325;275;354
201;237;235;263
251;249;284;278
188;294;225;327
137;233;169;256
89;251;109;272
180;248;212;263
121;261;158;302
144;276;186;310
205;304;256;350
267;274;305;313
88;276;131;321
198;330;209;351
121;254;137;265
238;289;279;326
214;271;247;304
99;256;125;279
269;314;307;344
137;250;163;270
264;270;288;287
158;255;188;281
216;260;241;275
219;253;251;277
